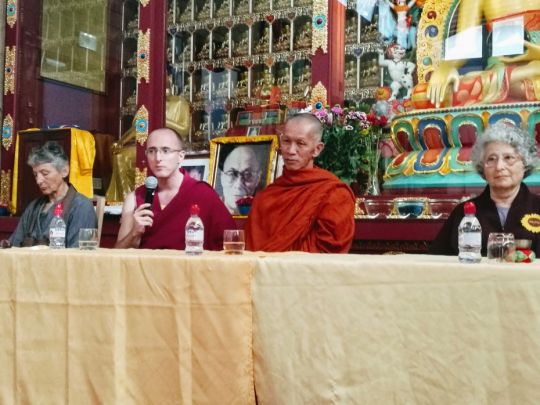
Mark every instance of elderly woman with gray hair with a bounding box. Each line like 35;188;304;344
430;121;540;256
10;141;97;247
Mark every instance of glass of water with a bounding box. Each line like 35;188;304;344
223;230;245;255
78;228;99;250
487;232;515;263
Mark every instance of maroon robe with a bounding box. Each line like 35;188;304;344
135;170;235;250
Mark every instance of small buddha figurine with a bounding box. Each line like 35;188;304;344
235;72;248;96
345;15;357;44
178;44;191;61
197;1;211;19
234;0;249;15
345;60;357;87
274;24;290;52
254;26;270;54
215;41;230;58
233;35;249;57
293;64;311;94
216;0;231;17
179;2;193;23
277;66;290;92
295;20;311;49
196;41;213;61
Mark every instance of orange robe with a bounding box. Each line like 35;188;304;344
245;167;355;253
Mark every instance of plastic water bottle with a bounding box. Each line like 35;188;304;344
49;203;66;249
185;204;204;255
458;201;481;263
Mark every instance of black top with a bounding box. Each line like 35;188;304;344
430;184;540;256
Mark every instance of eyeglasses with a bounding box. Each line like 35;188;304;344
223;169;258;183
484;154;522;168
145;147;183;157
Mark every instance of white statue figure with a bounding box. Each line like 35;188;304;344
378;44;415;100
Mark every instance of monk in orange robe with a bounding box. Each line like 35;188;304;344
245;113;355;253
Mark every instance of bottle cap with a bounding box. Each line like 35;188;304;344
463;201;476;215
190;204;200;216
53;203;63;217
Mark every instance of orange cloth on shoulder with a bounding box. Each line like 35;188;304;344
245;166;355;253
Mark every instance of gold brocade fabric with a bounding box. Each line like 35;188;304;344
0;249;255;404
105;95;191;203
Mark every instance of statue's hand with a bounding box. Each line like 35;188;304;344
427;64;460;108
499;41;540;64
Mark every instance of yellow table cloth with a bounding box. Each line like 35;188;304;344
0;248;254;404
253;254;540;404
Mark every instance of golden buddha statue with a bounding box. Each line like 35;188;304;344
215;40;230;58
276;66;290;93
345;60;357;87
216;0;231;17
196;41;212;61
295;20;311;49
179;3;193;23
254;26;270;54
293;64;311;94
235;71;248;97
345;15;357;44
274;24;290;52
234;0;249;15
197;1;212;19
105;81;191;203
233;34;249;57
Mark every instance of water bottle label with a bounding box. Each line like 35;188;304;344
186;229;203;242
460;233;481;246
50;228;66;238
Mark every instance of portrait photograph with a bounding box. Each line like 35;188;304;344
208;135;279;216
246;126;260;137
180;155;210;182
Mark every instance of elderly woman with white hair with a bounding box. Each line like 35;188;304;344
430;121;540;256
10;141;97;247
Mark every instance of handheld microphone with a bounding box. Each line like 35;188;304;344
144;176;158;206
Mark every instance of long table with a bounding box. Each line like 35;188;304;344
2;249;540;404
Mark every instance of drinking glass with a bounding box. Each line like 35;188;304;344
78;228;99;250
487;232;515;263
223;230;245;255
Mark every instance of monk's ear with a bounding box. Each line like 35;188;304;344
312;142;324;158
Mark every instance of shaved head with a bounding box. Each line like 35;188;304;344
285;113;323;143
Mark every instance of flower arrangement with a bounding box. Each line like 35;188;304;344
236;195;254;215
314;104;388;192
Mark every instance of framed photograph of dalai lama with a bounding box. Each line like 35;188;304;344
180;154;210;182
208;135;279;216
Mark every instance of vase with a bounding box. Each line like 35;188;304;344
364;172;381;196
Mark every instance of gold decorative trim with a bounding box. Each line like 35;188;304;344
311;0;328;54
137;30;150;83
522;214;540;233
135;105;149;146
0;169;11;208
2;114;13;150
310;81;327;109
139;0;150;6
416;0;453;83
4;46;15;95
6;0;17;28
135;167;147;189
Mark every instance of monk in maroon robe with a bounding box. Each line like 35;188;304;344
246;114;355;253
115;128;234;250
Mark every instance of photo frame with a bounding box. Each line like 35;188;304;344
236;111;252;126
246;126;261;136
209;135;279;216
262;109;280;125
180;154;210;182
